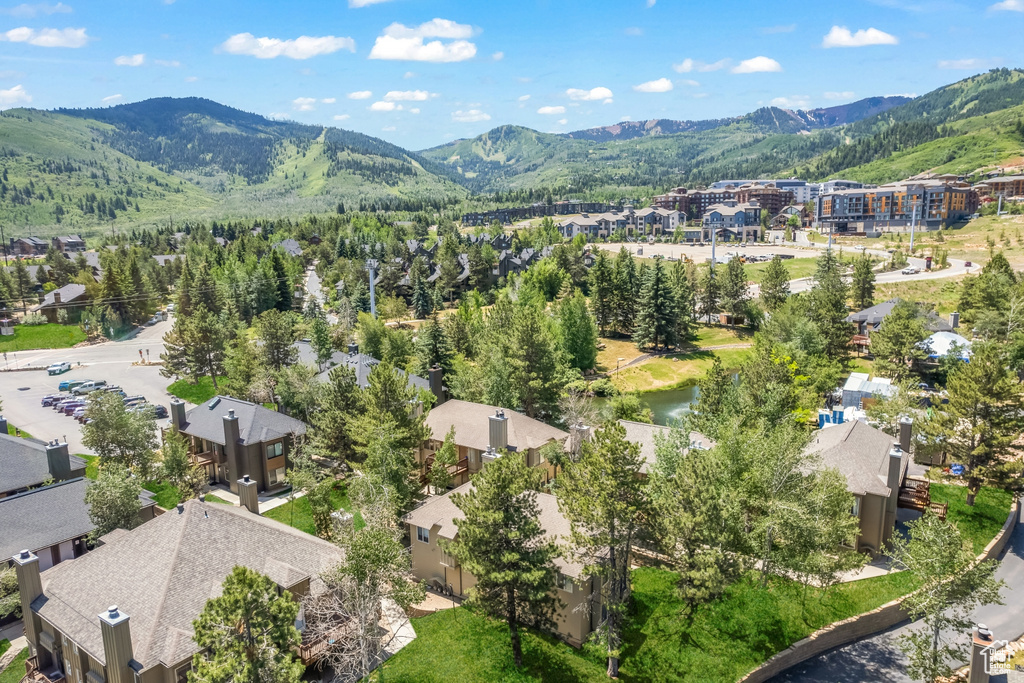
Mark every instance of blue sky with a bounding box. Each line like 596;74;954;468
0;0;1021;150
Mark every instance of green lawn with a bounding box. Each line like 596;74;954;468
143;481;182;509
745;257;819;284
0;648;29;683
166;376;223;404
613;348;750;393
80;454;99;479
689;325;754;348
5;423;33;439
931;483;1014;555
0;640;9;658
380;567;920;683
264;482;365;534
0;323;85;352
205;494;231;504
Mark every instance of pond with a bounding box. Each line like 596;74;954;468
595;374;737;426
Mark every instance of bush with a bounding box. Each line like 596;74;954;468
21;312;47;326
56;308;69;324
590;377;619;397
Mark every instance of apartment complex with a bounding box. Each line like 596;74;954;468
556;206;679;240
815;179;979;233
701;202;762;242
975;175;1024;199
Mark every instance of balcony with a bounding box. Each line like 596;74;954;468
418;456;470;485
23;656;65;682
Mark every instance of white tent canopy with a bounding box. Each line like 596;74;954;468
921;331;972;360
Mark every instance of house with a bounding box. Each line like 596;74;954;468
28;283;88;323
417;400;569;487
617;420;713;475
0;478;156;571
169;396;308;494
52;235;86;253
63;251;103;280
702;202;762;242
804;417;912;556
7;237;48;256
772;205;809;229
403;483;597;646
0;422;86;498
12;499;343;683
845;298;954;339
921;331;972;361
303;342;432;395
276;239;303;258
151;255;182;268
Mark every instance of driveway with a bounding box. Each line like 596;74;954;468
769;502;1024;682
305;265;337;324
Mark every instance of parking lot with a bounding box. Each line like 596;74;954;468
0;318;178;454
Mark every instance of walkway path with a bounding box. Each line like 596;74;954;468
0;621;27;675
769;502;1024;682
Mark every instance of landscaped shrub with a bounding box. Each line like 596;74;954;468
590;377;619;397
21;313;47;326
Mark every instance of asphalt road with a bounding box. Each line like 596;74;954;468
770;502;1024;682
305;265;337;323
0;318;176;454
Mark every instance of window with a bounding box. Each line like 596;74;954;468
175;664;192;683
417;526;430;543
269;467;286;486
558;573;574;594
266;442;283;459
851;496;861;517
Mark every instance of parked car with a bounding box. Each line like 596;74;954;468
55;398;81;411
135;404;169;419
72;380;108;395
47;362;72;375
73;407;88;422
62;401;86;415
41;393;68;407
901;266;919;275
964;261;972;267
122;395;147;407
59;378;90;392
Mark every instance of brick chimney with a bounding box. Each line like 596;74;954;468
45;439;72;481
98;605;135;683
238;474;259;515
53;290;61;305
13;550;48;668
488;409;508;452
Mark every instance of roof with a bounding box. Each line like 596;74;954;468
922;331;972;359
152;255;182;267
0;478;154;560
180;396;307;446
33;500;343;671
30;283;87;311
302;343;429;391
4;264;50;281
0;433;86;494
617;420;713;474
841;372;897;400
276;239;303;257
403;483;584;577
804;420;906;497
845;298;953;333
705;203;758;217
424;400;568;452
16;236;47;246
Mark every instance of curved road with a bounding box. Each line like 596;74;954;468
770;503;1024;682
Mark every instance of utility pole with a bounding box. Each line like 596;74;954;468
365;258;378;318
909;196;920;253
710;224;717;273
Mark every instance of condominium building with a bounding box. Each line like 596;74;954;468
816;180;979;234
701;202;762;242
975;175;1024;199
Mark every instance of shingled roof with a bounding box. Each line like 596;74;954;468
33;500;343;672
179;396;307;446
424;400;568;452
804;420;907;497
0;433;86;495
617;420;713;474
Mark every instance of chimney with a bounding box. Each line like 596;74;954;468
45;440;71;482
13;550;46;665
348;342;358;356
0;415;7;436
968;624;995;683
53;290;61;305
429;365;446;405
885;443;904;515
238;474;260;515
98;605;135;683
950;311;960;329
169;399;186;432
408;399;423;418
488;409;508;452
569;423;591;456
898;416;913;455
223;408;243;494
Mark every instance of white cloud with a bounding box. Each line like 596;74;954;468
348;90;373;100
646;0;655;6
672;58;729;73
566;86;613;101
403;71;416;78
333;114;350;121
0;26;88;47
771;95;811;108
369;101;405;112
0;83;31;109
410;107;420;114
557;118;568;125
368;19;477;63
633;77;672;93
989;0;1023;10
383;89;432;101
492;51;503;61
517;94;530;101
938;58;998;69
624;27;643;36
321;97;336;104
731;56;782;73
0;3;71;18
451;109;490;122
184;76;198;82
292;97;316;111
114;53;144;67
154;59;180;67
821;26;898;48
349;0;392;6
220;32;355;59
101;93;122;104
824;90;855;100
537;105;565;115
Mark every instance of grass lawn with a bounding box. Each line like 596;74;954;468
263;483;365;534
5;423;33;439
0;648;29;683
0;323;85;352
688;324;754;348
143;480;182;509
80;454;99;479
874;276;964;316
205;494;231;504
166;376;223;404
613;348;749;393
930;483;1014;555
380;567;920;683
0;640;9;658
745;257;819;284
596;337;647;374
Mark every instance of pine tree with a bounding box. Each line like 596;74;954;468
633;258;677;351
10;258;33;309
311;365;361;461
808;249;851;361
181;304;229;389
718;257;749;321
557;289;599;370
448;453;560;669
508;302;566;418
589;249;615;336
254;308;297;371
759;255;790;313
871;300;928;380
309;316;333;371
429;425;458;494
414;315;454;375
851;254;876;311
270;249;293;312
613;248;639;336
670;259;695;344
697;264;720;324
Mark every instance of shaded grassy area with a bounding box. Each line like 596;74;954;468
80;454;98;479
263;483;365;534
689;324;754;348
0;648;29;683
0;640;9;658
381;567;920;683
143;481;182;509
166;376;223;404
613;348;749;393
0;323;85;352
930;483;1014;555
205;494;231;504
745;257;819;284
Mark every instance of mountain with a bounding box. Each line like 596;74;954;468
565;96;911;142
422;70;1024;194
0;98;469;235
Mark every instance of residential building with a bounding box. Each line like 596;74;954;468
6;237;48;257
305;342;432;395
169;396;308;494
12;499;343;683
978;175;1024;199
28;284;88;323
845;298;954;337
687;188;738;219
733;184;796;217
617;420;713;475
276;239;303;258
770;179;816;203
151;255;182;268
0;478;156;571
922;331;972;361
51;235;86;253
817;179;864;195
839;373;897;409
403;483;597;646
804;418;913;556
0;424;86;498
816;180;978;233
701;202;762;242
417;400;569;487
772;204;810;229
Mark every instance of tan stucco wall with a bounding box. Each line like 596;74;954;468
857;493;886;555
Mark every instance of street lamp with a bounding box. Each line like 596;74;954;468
617;357;625;372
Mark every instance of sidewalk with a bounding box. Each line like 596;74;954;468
0;621;27;674
206;486;308;514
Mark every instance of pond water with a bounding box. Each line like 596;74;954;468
595;374;738;426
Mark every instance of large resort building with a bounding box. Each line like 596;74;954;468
815;178;979;234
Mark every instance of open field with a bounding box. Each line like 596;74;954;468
874;276;964;315
596;327;752;374
745;257;819;284
0;324;86;353
612;348;750;393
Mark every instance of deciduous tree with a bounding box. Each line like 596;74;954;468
85;463;144;541
82;392;158;477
